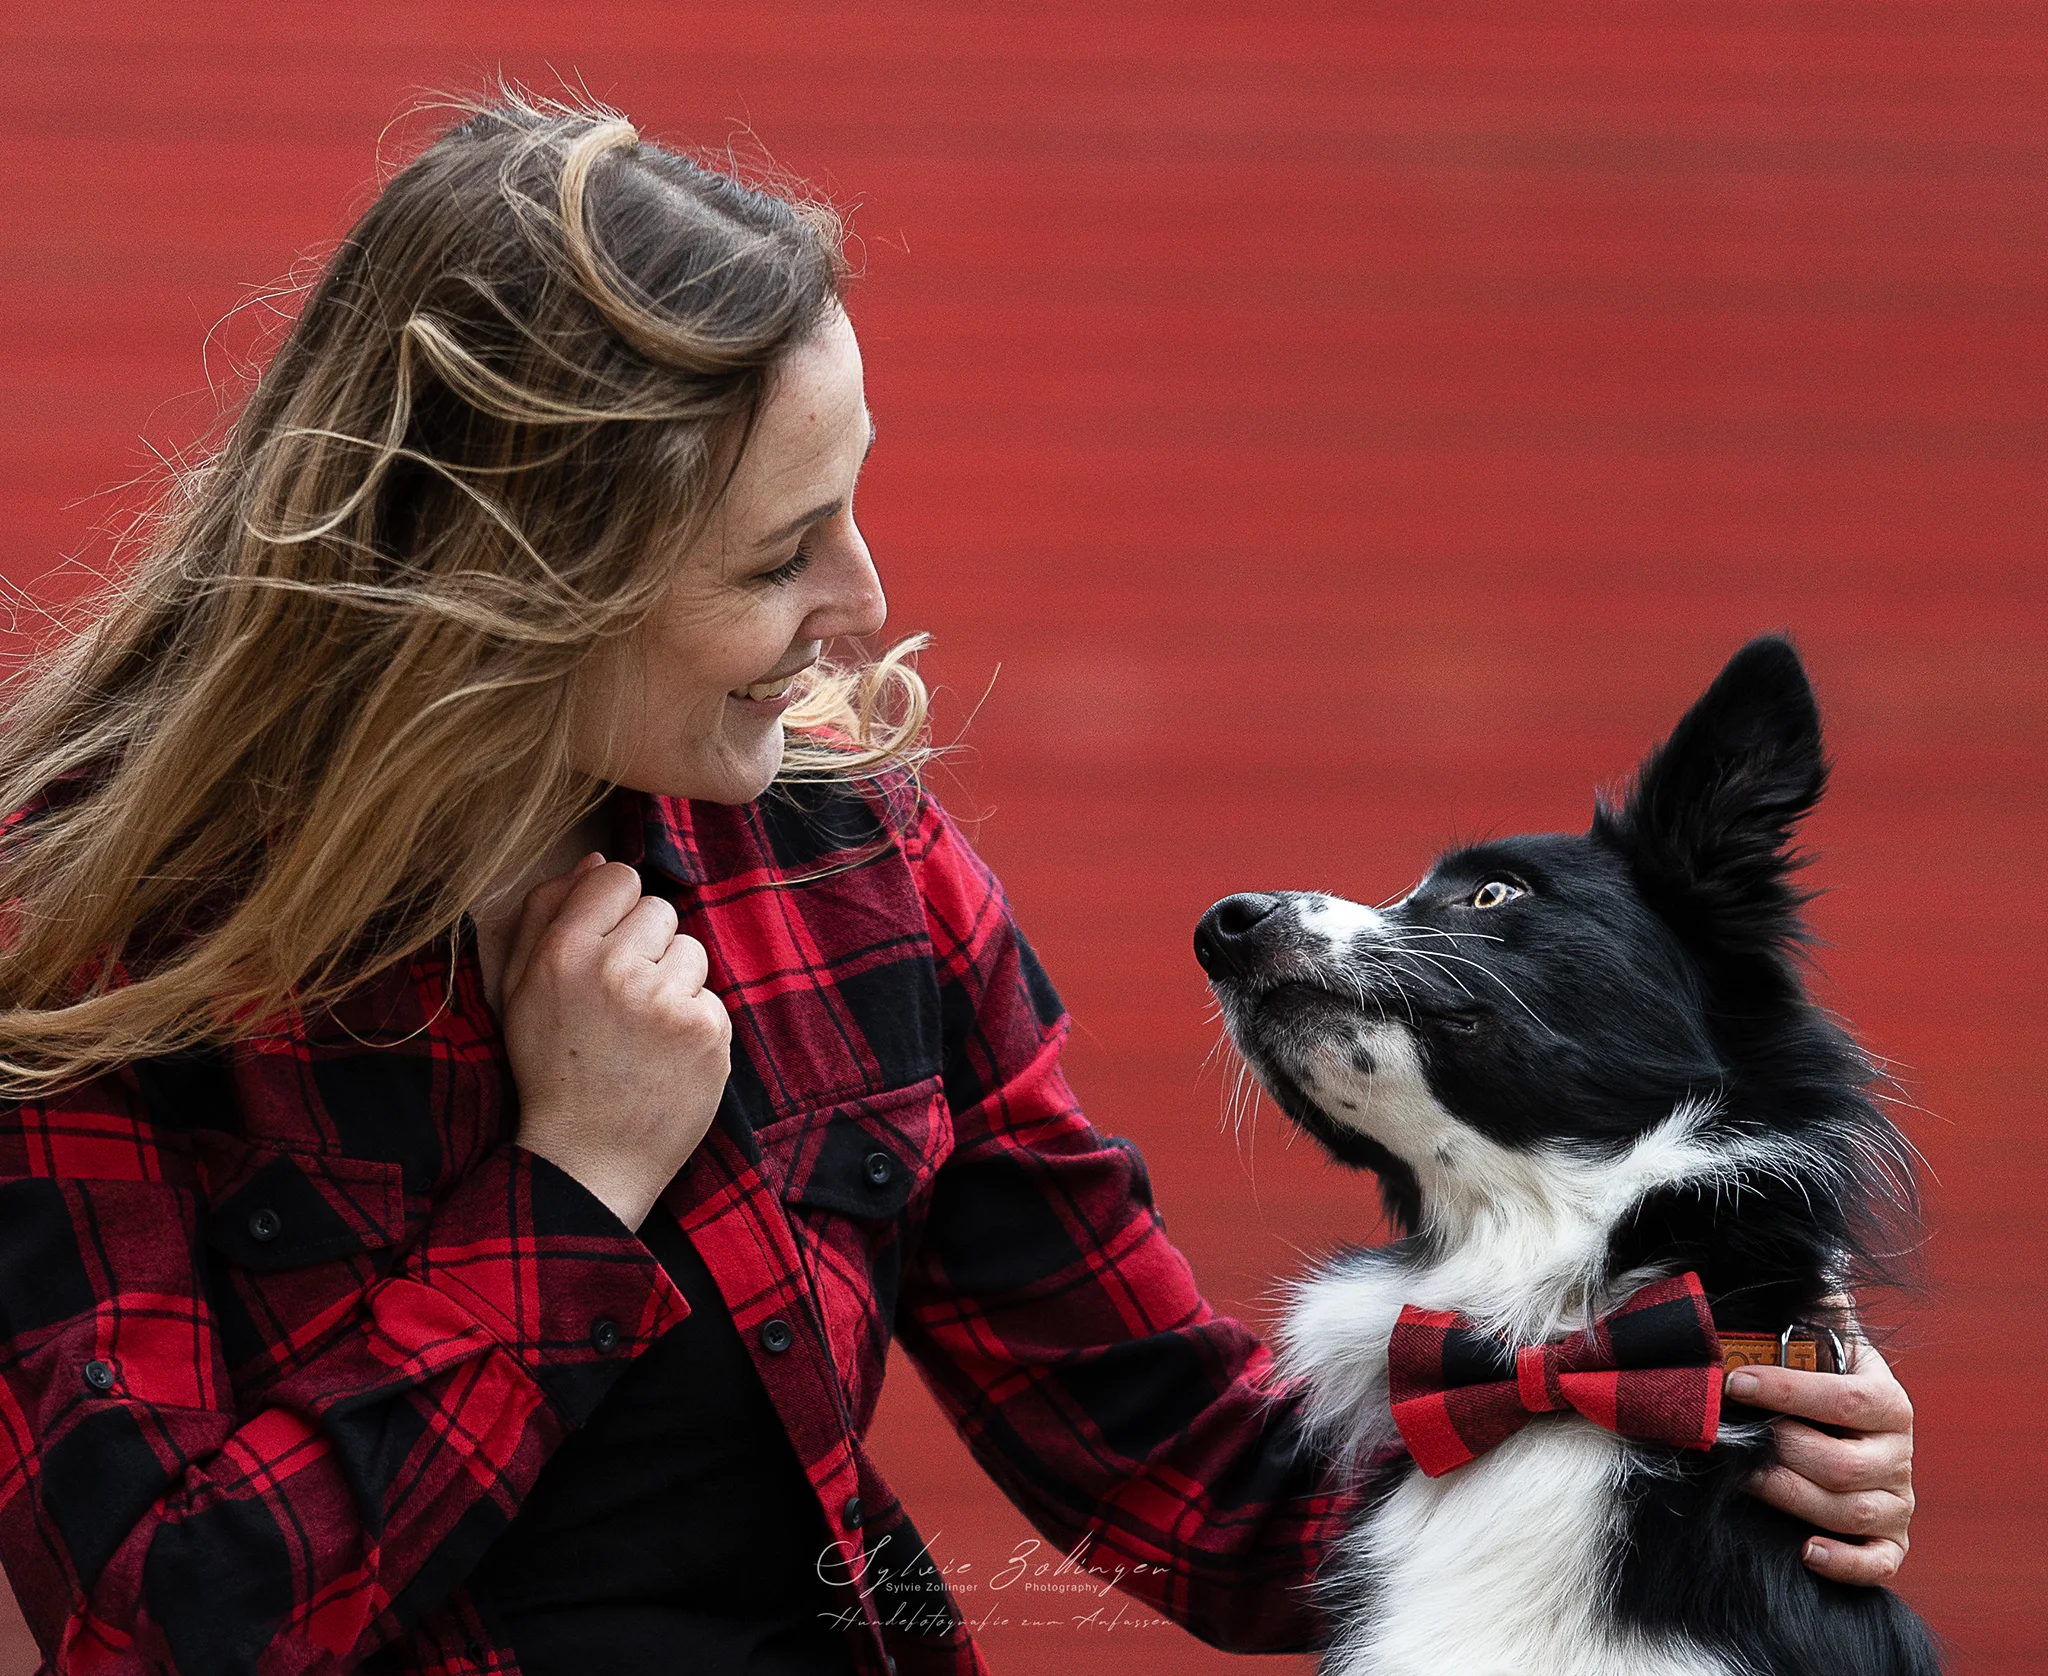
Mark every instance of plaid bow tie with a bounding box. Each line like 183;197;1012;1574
1387;1271;1725;1477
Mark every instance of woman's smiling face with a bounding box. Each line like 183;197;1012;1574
570;304;885;804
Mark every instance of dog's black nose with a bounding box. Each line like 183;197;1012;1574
1194;893;1284;977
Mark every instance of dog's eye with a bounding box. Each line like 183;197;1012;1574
1469;880;1525;909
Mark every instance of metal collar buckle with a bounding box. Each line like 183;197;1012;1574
1780;1322;1849;1374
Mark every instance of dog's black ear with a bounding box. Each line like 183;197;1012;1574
1593;635;1829;955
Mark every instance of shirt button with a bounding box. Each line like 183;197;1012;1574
82;1359;115;1393
841;1495;863;1530
863;1151;894;1187
759;1318;794;1354
589;1317;622;1355
247;1206;282;1242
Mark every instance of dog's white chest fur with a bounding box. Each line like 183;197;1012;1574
1323;1426;1725;1676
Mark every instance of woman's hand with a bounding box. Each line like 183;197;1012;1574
1729;1336;1915;1585
501;851;731;1231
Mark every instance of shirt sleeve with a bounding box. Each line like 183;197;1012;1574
0;1070;690;1675
894;796;1361;1656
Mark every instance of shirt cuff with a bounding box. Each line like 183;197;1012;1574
399;1140;691;1428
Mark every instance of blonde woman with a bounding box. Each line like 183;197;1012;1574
0;93;1915;1675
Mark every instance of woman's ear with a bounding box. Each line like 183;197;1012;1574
1591;635;1830;958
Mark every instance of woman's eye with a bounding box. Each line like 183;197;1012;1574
758;540;815;586
1469;880;1525;909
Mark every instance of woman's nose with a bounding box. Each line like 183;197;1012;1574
846;558;887;638
817;538;887;640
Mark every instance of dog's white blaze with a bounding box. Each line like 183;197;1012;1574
1323;1426;1731;1676
1299;892;1391;953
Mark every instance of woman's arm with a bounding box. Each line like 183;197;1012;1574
0;1079;688;1674
891;794;1917;1661
1730;1338;1916;1584
894;799;1354;1655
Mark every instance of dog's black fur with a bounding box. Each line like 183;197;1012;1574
1196;636;1938;1676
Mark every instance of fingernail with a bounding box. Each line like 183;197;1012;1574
579;851;606;870
1804;1539;1828;1566
1726;1369;1760;1398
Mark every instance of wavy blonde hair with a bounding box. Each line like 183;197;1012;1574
0;85;929;1098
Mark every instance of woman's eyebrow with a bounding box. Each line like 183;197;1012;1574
753;416;877;551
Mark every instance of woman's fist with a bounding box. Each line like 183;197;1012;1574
500;851;730;1230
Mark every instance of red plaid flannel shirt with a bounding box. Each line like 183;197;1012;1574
0;773;1356;1674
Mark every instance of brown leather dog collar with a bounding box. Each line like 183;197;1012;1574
1719;1324;1849;1375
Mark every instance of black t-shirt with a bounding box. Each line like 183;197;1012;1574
469;1205;856;1674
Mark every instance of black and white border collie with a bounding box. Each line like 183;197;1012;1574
1196;637;1937;1676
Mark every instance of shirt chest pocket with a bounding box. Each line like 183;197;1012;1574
751;1076;951;1421
193;1133;407;1389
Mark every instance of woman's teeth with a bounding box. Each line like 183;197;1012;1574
733;676;796;702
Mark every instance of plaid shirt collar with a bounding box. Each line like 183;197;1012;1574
597;779;709;888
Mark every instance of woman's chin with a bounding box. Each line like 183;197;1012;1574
686;732;785;806
625;719;788;806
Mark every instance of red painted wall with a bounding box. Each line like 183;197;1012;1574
3;4;2042;1671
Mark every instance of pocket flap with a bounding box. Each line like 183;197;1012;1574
758;1076;949;1220
194;1135;406;1270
